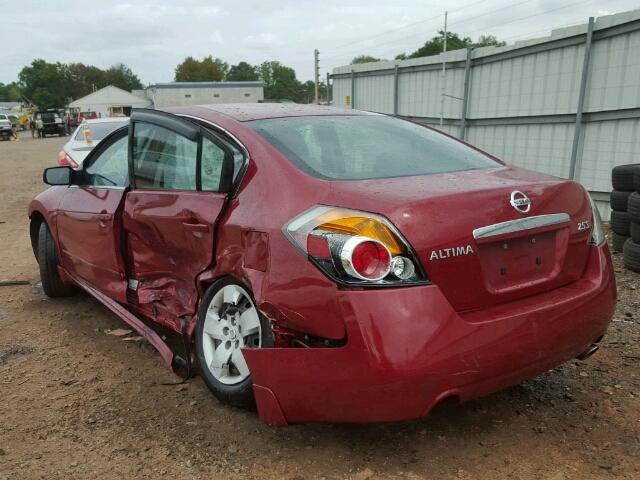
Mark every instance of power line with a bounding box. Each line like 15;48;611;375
462;0;597;37
326;0;596;64
322;0;533;62
324;0;489;53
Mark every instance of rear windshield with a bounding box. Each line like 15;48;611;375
75;122;125;141
249;115;499;180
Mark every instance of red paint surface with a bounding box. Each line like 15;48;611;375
28;104;617;424
244;245;615;424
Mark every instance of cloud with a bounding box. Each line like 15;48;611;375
1;0;638;85
243;33;284;48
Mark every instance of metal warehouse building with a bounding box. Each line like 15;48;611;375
331;9;640;219
145;82;264;109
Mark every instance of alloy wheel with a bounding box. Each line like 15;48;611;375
201;284;261;385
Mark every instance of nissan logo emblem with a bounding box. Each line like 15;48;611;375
510;191;531;214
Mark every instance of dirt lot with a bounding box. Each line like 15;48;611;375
0;131;638;480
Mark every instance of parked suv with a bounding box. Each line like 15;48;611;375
37;110;66;137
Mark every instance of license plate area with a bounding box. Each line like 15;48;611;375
477;230;560;293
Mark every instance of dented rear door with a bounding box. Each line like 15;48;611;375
123;110;234;321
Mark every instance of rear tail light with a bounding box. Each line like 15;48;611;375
284;205;427;286
57;151;79;169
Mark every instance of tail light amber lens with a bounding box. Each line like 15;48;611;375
284;205;427;286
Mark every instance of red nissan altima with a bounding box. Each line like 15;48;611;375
28;104;616;425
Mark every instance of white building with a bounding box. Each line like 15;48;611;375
146;82;264;108
68;85;152;118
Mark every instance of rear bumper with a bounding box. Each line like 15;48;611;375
244;244;616;425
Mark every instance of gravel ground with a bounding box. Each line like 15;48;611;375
0;132;638;480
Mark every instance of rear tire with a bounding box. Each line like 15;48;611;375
194;278;274;408
623;238;640;273
628;192;640;222
610;210;631;236
37;223;76;297
612;232;628;253
609;190;631;212
612;164;639;192
631;222;640;244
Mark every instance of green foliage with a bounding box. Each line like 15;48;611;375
258;61;301;101
351;55;384;64
18;59;71;109
16;59;142;109
227;62;259;81
0;82;22;102
174;55;228;82
475;34;506;48
104;64;143;90
406;31;472;59
394;32;506;60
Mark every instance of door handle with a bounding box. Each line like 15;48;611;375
98;212;112;229
182;221;209;233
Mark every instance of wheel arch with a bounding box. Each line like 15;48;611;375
29;210;46;261
192;272;264;336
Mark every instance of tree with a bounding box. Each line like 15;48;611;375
475;34;506;48
18;59;72;109
351;55;384;64
258;61;302;101
174;55;228;82
104;63;143;91
0;82;22;102
16;59;145;109
66;62;106;95
396;32;506;60
226;61;259;81
406;31;472;59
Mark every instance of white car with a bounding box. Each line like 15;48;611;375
0;114;14;140
58;117;129;168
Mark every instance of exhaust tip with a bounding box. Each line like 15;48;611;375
576;343;600;360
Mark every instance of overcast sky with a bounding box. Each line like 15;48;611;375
1;0;638;85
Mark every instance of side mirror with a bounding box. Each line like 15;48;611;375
43;166;73;186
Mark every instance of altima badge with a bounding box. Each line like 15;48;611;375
430;245;474;261
510;191;531;214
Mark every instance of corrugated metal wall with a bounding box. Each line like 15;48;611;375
331;10;640;219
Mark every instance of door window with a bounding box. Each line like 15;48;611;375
201;137;226;191
83;135;129;187
132;123;198;190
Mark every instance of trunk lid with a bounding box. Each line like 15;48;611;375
328;166;593;312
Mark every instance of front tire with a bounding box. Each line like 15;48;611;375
195;278;274;408
37;223;76;297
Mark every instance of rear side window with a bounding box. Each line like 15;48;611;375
132;123;198;190
249;115;499;180
201;137;225;191
75;122;125;141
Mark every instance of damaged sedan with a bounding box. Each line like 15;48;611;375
28;104;616;425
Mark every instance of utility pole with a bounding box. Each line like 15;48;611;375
314;49;320;104
326;72;331;105
439;11;448;127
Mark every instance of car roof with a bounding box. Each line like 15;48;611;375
80;117;130;124
168;103;372;122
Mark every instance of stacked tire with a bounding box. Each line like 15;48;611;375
611;164;640;272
